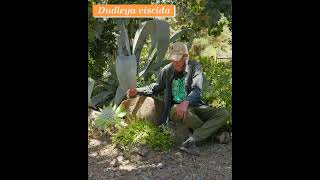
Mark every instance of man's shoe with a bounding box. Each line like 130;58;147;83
179;136;200;156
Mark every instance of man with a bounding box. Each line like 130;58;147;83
127;42;230;156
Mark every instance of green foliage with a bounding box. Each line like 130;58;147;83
88;0;117;80
137;74;157;88
189;15;231;60
201;45;216;58
112;119;174;152
91;66;119;108
170;28;195;49
88;59;119;108
168;0;231;37
198;57;232;130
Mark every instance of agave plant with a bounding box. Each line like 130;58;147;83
95;104;127;131
88;76;116;108
88;15;195;108
113;18;195;107
88;78;95;107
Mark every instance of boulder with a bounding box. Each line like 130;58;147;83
120;96;164;125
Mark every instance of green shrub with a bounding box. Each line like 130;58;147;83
112;119;174;152
197;56;232;131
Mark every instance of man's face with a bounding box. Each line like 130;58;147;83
171;56;187;72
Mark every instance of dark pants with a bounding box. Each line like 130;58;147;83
170;104;230;142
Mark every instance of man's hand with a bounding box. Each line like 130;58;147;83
176;101;189;120
127;88;137;98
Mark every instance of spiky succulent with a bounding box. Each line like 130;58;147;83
95;104;127;130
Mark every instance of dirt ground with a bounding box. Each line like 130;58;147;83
88;136;232;180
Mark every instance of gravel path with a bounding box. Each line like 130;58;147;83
88;137;232;180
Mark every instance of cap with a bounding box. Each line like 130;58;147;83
168;42;188;61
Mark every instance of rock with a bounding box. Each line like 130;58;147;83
123;152;131;159
196;176;204;180
154;169;173;180
129;154;143;163
88;109;103;139
115;172;121;177
110;159;120;167
117;155;124;162
167;121;191;146
217;132;231;144
88;109;100;121
122;160;130;165
139;175;150;180
133;145;150;157
88;152;97;157
175;152;183;159
88;139;103;147
119;164;136;171
157;162;164;169
152;154;163;164
120;96;164;125
146;151;156;160
119;176;139;180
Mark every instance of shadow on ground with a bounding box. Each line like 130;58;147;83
88;136;232;180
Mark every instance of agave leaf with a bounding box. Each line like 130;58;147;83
115;19;131;56
114;86;126;107
112;104;117;112
115;103;126;115
153;20;170;62
88;78;95;98
117;112;127;118
139;51;157;77
170;28;195;49
137;20;170;77
147;44;157;63
91;90;114;107
88;78;95;106
139;60;171;77
133;20;170;67
116;55;137;91
132;20;157;66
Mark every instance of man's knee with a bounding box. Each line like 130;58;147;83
221;109;230;119
215;108;230;124
170;104;193;121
